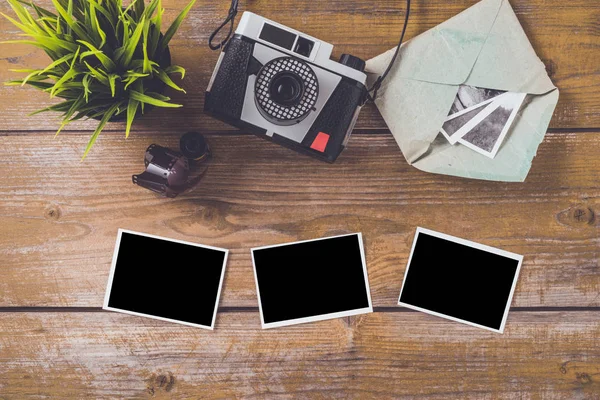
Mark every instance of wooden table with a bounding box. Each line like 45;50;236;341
1;0;599;398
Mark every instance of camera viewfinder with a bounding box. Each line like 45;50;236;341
294;37;314;57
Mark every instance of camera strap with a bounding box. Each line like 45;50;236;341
208;0;240;51
208;0;411;102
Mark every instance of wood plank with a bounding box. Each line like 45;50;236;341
0;132;598;308
0;311;598;398
0;0;599;132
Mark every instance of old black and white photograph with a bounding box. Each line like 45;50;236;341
448;85;506;115
440;102;490;143
458;92;527;158
440;85;507;144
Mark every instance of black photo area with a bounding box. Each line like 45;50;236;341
107;232;226;327
400;232;519;330
253;234;370;324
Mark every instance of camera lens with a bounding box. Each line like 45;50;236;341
269;72;304;106
254;57;319;126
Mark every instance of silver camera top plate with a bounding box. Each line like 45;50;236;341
236;12;367;84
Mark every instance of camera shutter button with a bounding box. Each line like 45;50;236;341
339;54;366;72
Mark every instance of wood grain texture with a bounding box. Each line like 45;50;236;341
1;132;598;308
0;1;599;396
0;311;598;399
0;0;599;133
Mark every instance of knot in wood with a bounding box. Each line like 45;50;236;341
576;372;592;385
571;207;595;225
44;203;61;221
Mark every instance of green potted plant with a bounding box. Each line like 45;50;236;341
2;0;196;158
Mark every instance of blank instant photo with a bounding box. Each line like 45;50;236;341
398;227;523;333
252;233;373;329
103;229;228;330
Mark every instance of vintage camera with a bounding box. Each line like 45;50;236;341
205;12;368;162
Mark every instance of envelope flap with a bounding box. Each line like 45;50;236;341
367;0;504;85
464;0;556;94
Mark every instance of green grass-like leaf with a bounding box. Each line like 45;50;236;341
82;101;121;160
83;60;109;85
3;0;195;158
125;98;139;138
78;40;116;71
107;73;119;97
50;0;93;42
129;90;181;108
88;3;106;48
154;67;185;93
160;0;195;51
50;67;78;97
119;15;145;67
37;53;74;75
164;65;185;79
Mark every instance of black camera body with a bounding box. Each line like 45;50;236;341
205;12;368;162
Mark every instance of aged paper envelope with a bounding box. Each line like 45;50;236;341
366;0;559;182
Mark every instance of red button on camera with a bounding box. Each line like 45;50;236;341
310;132;330;152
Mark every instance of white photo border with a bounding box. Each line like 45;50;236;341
458;92;527;159
440;96;500;144
397;227;523;334
443;92;512;145
102;228;229;330
251;233;373;329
